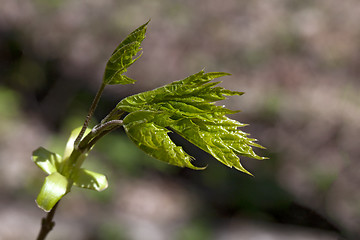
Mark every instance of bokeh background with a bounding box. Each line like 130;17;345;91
1;0;359;239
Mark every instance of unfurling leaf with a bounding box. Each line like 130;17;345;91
73;168;108;191
119;70;266;175
33;127;108;212
36;172;69;212
63;126;90;160
103;21;149;85
32;147;63;175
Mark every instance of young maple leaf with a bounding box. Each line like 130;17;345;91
117;70;266;175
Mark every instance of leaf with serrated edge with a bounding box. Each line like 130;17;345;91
32;147;62;175
123;111;205;170
117;71;240;111
73;168;108;191
103;21;149;85
118;71;266;175
36;172;69;212
170;118;263;175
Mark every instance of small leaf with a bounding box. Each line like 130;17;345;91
73;168;108;191
36;172;69;212
103;21;149;85
32;147;62;175
64;126;91;159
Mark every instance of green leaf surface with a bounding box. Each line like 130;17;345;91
170;117;261;175
123;111;205;170
32;147;62;175
73;168;108;191
33;126;107;212
117;71;242;112
103;21;149;85
64;126;88;159
119;71;265;174
36;172;69;212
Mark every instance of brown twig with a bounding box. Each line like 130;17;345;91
36;201;60;240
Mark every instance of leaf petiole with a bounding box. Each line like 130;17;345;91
74;82;106;148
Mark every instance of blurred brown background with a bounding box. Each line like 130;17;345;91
1;0;359;239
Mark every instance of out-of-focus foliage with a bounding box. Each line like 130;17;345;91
0;87;21;119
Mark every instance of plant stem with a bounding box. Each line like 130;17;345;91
100;108;125;124
36;201;60;240
74;82;106;148
93;119;123;134
36;82;107;240
87;120;123;147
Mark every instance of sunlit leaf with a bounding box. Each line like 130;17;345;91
123;111;205;170
73;168;108;191
32;21;267;216
36;172;69;212
33;126;98;212
119;71;266;174
103;21;149;85
63;126;91;160
170;117;261;175
32;147;62;175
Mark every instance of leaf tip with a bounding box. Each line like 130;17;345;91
189;164;207;170
35;199;51;212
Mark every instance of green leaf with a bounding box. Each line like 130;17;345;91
170;117;260;175
117;70;242;112
103;21;149;85
63;126;91;160
32;147;62;175
123;111;205;170
73;168;108;191
32;126;109;212
36;172;69;212
119;71;266;174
